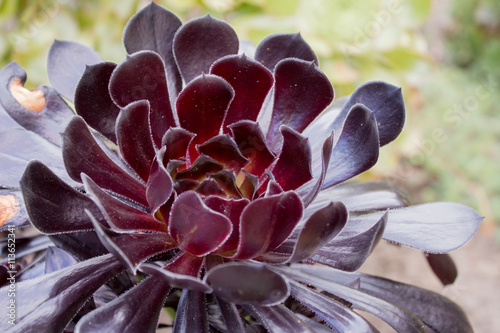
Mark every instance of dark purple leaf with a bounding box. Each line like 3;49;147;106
87;210;175;273
173;15;239;83
209;171;243;198
244;304;314;333
322;104;380;189
335;81;405;146
229;120;276;176
175;154;223;181
140;262;212;293
176;74;234;160
109;50;174;147
309;212;387;271
169;191;232;256
360;274;473;333
116;100;156;182
173;289;208;333
196;178;226;196
426;253;457;285
210;54;274;129
280;265;427;333
215;297;245;333
74;61;120;143
146;147;174;215
0;254;123;332
233;191;302;259
198;134;249;172
359;203;483;253
289;281;378;332
266;58;333;149
272;126;312;191
161;127;195;161
0;62;75;146
49;231;108;261
123;2;183;98
76;276;171;333
204;196;249;255
19;160;107;234
301;132;334;207
255;33;318;71
62;116;148;206
206;262;289;305
47;40;102;102
82;174;168;233
0;190;29;230
44;246;78;274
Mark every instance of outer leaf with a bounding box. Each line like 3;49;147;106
176;74;234;161
425;253;458;286
322;104;380;189
74;61;120;143
44;246;78;274
0;62;75;146
210;54;274;129
109;51;175;147
49;231;108;261
173;15;239;83
76;276;170;333
62;116;148;206
215;297;245;333
233;191;302;259
206;262;289;306
116;100;156;182
47;40;103;102
254;33;318;71
272;126;312;191
244;304;314;333
359;203;483;253
0;254;123;332
169;191;232;256
140;262;212;293
334;81;405;146
289;280;378;332
173;289;208;333
123;2;183;97
19;160;107;234
266;58;333;149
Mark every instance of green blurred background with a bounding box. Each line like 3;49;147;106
1;0;499;238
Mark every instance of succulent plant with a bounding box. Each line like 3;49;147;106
0;3;482;332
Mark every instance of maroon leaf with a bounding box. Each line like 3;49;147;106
62;116;148;206
109;51;174;147
197;134;249;172
0;62;75;146
426;253;458;286
161;127;195;161
74;62;120;143
173;15;239;83
76;276;171;333
233;191;302;259
0;254;123;332
82;174;168;233
229;120;276;176
206;262;289;305
169;191;232;256
255;33;318;71
146;147;174;215
19;160;107;234
173;289;209;332
87;210;175;273
196;178;226;197
123;2;183;98
176;74;234;161
266;58;334;149
210;54;274;129
204;196;249;255
175;154;224;181
272;126;313;191
322;104;379;189
335;81;405;146
116;100;156;182
47;40;102;102
209;171;242;199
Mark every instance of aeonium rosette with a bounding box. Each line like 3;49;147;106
0;3;482;332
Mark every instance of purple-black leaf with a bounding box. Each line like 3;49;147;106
146;147;174;215
244;304;315;333
173;289;209;333
197;134;249;172
425;253;458;285
44;246;78;274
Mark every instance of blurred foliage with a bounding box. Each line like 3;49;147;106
0;0;499;236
